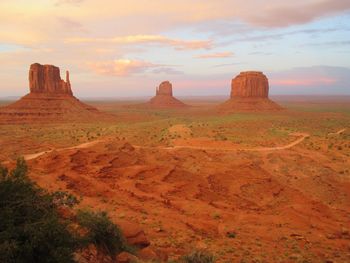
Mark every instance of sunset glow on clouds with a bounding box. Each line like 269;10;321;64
66;35;213;50
0;0;349;97
271;78;337;87
88;59;161;77
195;52;234;59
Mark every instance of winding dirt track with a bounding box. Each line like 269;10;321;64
162;132;310;152
328;128;347;136
21;128;346;161
23;140;103;161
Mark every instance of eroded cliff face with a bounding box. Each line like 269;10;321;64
0;63;113;123
231;71;269;99
219;71;282;112
156;81;173;96
29;63;72;95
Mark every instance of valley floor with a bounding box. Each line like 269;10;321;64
1;98;350;262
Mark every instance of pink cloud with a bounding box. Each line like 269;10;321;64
175;79;228;89
66;35;213;50
246;0;350;27
271;78;337;87
195;51;233;59
88;59;160;76
55;0;84;6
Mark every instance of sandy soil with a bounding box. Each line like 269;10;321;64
1;99;350;262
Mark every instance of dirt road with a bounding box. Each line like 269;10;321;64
328;128;347;136
164;132;310;152
23;140;103;161
14;128;346;162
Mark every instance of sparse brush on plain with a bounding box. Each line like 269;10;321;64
181;250;216;263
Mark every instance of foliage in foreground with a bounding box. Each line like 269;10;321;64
181;249;216;263
77;209;131;257
0;158;77;263
0;158;130;263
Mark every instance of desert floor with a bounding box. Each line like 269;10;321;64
1;96;350;262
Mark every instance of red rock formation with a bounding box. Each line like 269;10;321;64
219;71;282;112
156;81;173;96
231;71;269;98
0;63;113;123
146;81;187;108
29;63;73;95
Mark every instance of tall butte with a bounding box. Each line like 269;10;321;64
219;71;282;112
29;63;73;95
0;63;111;123
146;81;187;108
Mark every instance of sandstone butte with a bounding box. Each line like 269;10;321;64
29;63;73;95
0;63;111;123
146;81;188;108
219;71;282;112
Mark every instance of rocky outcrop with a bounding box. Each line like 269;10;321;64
0;63;113;123
146;81;188;108
29;63;73;95
219;71;282;112
231;71;268;98
156;81;173;96
118;221;150;248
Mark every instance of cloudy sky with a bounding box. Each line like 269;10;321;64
0;0;349;97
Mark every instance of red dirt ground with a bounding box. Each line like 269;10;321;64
22;133;350;262
1;97;350;262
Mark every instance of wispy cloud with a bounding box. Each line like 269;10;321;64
152;67;184;75
243;0;350;27
300;40;350;47
55;0;85;6
269;65;350;94
195;51;233;59
248;51;273;56
88;59;162;76
271;78;337;86
66;35;213;50
55;0;350;28
56;17;84;31
212;62;243;68
235;27;348;42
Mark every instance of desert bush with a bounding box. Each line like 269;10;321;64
0;159;135;262
52;191;79;208
181;250;216;263
10;157;28;178
0;158;77;263
76;210;131;257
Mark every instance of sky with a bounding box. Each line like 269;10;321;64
0;0;350;98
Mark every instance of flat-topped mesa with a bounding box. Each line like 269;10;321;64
156;81;173;96
219;71;282;112
231;71;269;98
29;63;73;95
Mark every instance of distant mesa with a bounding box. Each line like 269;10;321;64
146;81;188;108
0;63;111;123
219;71;282;112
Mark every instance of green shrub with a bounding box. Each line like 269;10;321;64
52;191;79;208
0;159;135;262
0;158;77;263
76;210;131;257
10;157;28;179
182;250;216;263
